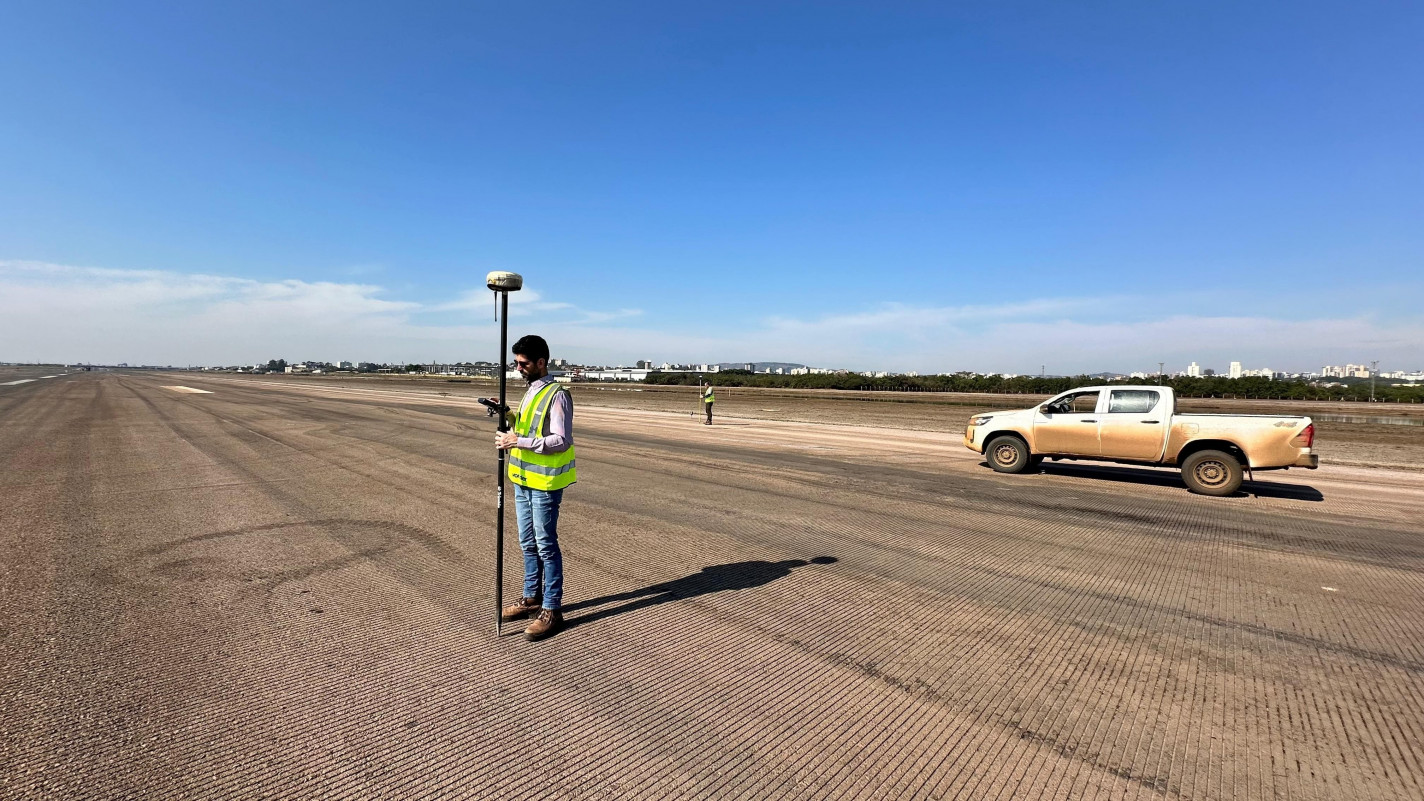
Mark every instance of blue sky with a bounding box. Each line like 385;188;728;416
2;1;1420;372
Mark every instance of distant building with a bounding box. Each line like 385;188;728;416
583;369;650;382
1186;362;1202;378
1326;363;1374;378
653;362;720;374
1229;361;1243;379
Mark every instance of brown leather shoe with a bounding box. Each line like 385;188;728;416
525;608;564;641
501;596;541;622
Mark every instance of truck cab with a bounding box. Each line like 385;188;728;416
1030;386;1172;461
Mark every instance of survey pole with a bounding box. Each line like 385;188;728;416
487;271;523;635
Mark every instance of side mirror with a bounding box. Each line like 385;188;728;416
1039;405;1053;414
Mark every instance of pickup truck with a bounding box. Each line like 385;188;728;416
963;385;1318;496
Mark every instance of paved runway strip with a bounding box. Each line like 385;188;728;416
2;372;1421;800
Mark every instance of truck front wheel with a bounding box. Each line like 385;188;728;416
1181;449;1244;496
986;436;1032;474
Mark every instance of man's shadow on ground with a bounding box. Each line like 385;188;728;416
564;556;837;629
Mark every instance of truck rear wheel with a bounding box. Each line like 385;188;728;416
986;436;1032;474
1181;449;1244;496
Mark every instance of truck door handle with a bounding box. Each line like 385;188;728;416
1141;420;1160;424
1081;419;1097;423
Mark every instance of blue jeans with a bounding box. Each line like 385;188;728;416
514;484;564;610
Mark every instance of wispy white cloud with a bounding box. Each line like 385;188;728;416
734;300;1424;374
763;297;1099;333
429;287;554;313
0;260;637;365
2;259;1419;372
426;285;637;324
0;261;427;364
916;314;1424;376
573;308;643;324
530;298;1423;374
339;263;386;277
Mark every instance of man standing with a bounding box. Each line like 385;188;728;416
702;384;715;425
496;335;576;641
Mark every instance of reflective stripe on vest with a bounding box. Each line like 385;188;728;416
507;455;577;477
508;382;577;491
703;390;715;403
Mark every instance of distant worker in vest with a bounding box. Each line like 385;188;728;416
495;334;576;641
702;384;715;425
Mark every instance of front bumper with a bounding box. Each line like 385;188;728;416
964;427;982;453
1294;452;1319;469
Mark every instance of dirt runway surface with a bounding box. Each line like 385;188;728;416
3;372;1422;800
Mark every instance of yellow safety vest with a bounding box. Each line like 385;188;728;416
508;383;577;491
703;389;715;403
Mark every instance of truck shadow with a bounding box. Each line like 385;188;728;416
1031;462;1325;502
562;556;838;630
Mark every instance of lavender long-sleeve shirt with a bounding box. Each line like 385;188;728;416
515;375;573;454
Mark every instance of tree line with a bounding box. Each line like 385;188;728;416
642;370;1424;402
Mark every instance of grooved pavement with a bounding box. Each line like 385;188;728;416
2;373;1421;800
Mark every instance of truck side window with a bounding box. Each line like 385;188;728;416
1045;391;1099;413
1108;390;1159;414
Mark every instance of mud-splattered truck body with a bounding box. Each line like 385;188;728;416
963;385;1318;496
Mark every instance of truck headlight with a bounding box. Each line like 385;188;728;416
968;415;993;427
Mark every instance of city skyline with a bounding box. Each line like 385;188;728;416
18;355;1421;384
